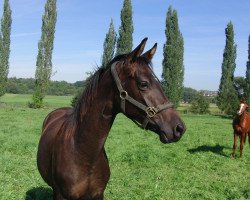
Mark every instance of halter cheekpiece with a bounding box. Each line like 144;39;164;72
111;61;174;129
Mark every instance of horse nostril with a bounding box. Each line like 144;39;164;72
174;124;184;137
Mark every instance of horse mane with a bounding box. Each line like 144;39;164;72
74;53;152;122
74;68;102;122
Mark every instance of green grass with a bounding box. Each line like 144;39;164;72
0;94;250;199
178;103;221;115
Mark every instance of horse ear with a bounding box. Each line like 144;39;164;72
141;43;157;60
128;37;148;61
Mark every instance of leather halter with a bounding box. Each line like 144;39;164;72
111;61;174;129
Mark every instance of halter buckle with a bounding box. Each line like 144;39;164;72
120;90;128;100
146;107;157;118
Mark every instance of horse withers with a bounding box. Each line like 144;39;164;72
37;38;186;200
232;99;250;159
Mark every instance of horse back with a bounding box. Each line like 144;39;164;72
42;107;72;131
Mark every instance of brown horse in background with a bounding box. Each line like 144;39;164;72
37;38;186;200
232;99;250;159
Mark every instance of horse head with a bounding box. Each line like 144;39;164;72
111;38;186;143
237;99;249;115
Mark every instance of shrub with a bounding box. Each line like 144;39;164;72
28;91;44;108
71;90;82;108
190;92;210;114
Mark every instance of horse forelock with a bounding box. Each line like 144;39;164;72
108;53;153;71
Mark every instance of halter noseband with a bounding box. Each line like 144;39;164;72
111;61;174;129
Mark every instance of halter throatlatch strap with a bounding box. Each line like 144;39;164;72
111;61;174;129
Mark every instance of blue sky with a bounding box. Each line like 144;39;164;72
1;0;250;91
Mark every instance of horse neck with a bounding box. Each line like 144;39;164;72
239;111;250;123
74;69;119;160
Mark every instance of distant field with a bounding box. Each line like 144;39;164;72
0;94;250;199
0;93;73;108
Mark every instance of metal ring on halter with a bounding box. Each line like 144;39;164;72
120;90;128;100
146;107;157;118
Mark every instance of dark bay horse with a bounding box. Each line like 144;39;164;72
232;99;250;159
37;38;186;200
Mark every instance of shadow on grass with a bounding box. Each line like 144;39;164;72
25;187;53;200
225;187;250;199
188;144;230;157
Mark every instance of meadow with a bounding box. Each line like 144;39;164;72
0;94;250;200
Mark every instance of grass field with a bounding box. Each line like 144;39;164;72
0;94;250;200
0;93;72;108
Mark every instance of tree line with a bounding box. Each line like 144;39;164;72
6;77;85;96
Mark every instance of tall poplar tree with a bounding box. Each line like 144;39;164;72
101;19;116;68
116;0;133;56
245;35;250;104
162;6;184;107
217;21;238;115
0;0;11;97
31;0;57;108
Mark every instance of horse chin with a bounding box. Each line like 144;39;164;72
148;125;178;144
159;131;180;144
146;121;185;144
159;132;170;143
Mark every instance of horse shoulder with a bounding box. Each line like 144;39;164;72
48;110;90;197
54;146;110;199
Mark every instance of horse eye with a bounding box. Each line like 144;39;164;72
138;81;149;90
